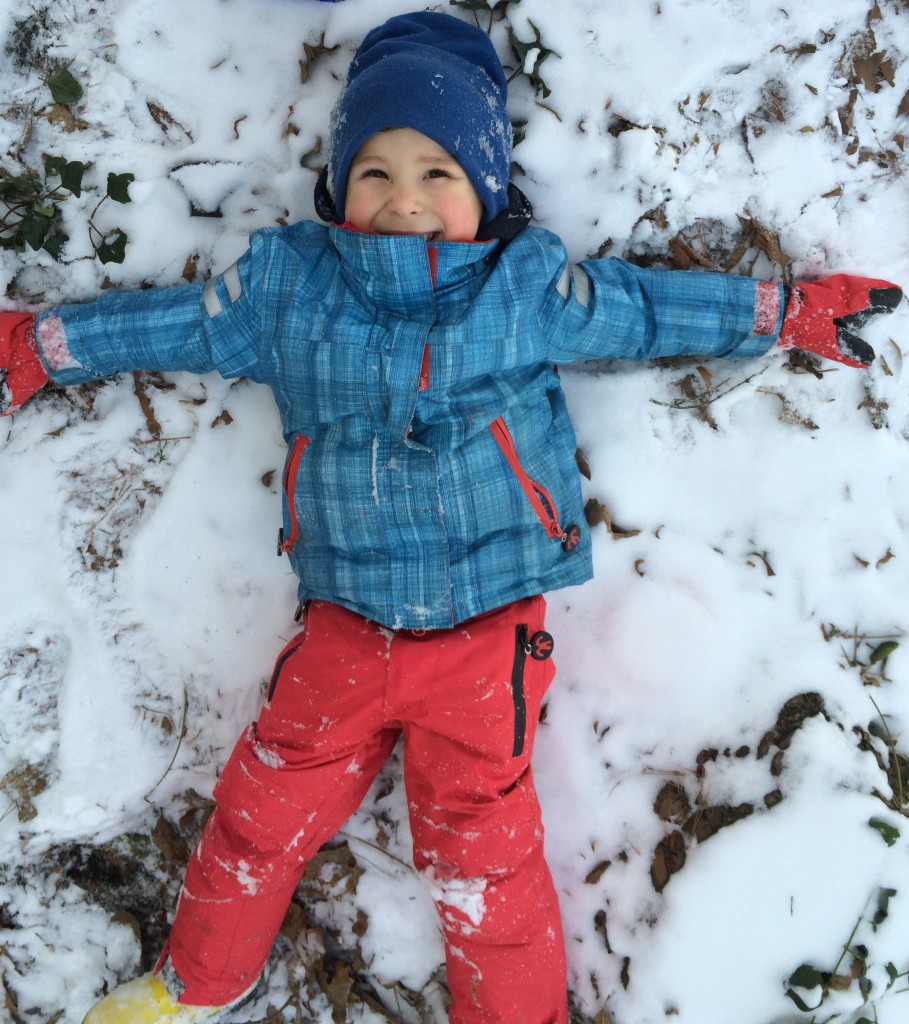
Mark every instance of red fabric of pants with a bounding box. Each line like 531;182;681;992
166;596;567;1023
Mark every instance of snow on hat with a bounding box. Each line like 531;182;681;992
327;11;511;225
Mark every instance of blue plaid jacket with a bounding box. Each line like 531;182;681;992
35;223;783;628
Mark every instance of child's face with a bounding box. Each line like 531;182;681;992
344;128;484;242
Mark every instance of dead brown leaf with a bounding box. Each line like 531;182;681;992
0;761;48;822
593;909;612;952
151;812;190;869
853;50;895;92
181;253;199;282
583;498;640;539
211;409;233;428
757;692;827;759
132;372;162;437
756;387;819;430
146;101;194;142
575;447;592;480
584;860;611;885
651;829;686;892
738;216;790;269
300;33;340;84
44;103;90;132
682;801;754;843
653;782;691;825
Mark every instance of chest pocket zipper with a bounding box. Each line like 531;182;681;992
490;417;580;553
277;434;311;556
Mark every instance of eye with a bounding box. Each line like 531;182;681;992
425;167;453;180
357;167;388;180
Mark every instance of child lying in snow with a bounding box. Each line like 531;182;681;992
0;10;902;1024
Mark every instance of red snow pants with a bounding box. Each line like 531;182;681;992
165;596;568;1024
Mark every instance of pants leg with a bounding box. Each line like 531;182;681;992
164;597;569;1020
166;603;399;1005
391;597;569;1024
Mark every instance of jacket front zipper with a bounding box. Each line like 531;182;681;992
278;433;311;555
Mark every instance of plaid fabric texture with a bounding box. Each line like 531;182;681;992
36;223;781;629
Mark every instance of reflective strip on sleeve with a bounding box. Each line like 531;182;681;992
203;262;243;318
224;262;242;302
555;263;590;309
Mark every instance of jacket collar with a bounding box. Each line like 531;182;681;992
327;225;499;319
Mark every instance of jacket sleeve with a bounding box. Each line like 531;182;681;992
33;233;269;387
536;236;785;364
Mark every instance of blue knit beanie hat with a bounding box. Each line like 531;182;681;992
327;11;512;225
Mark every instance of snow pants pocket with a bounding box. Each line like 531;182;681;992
511;620;555;757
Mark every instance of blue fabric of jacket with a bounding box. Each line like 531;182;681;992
35;222;783;629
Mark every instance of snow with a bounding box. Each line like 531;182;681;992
1;0;907;1022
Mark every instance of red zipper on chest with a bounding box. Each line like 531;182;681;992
277;434;311;555
489;417;564;541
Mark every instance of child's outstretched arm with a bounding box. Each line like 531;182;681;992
0;312;48;415
0;230;276;417
533;233;902;367
777;275;903;367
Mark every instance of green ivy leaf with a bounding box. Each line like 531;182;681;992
788;964;824;990
44;156;67;178
784;988;820;1013
47;67;83;105
42;230;68;261
61;160;86;197
870;640;899;665
21;211;52;251
96;228;128;264
869;817;900;847
508;20;559;98
44;158;85;196
106;172;134;204
872;886;897;930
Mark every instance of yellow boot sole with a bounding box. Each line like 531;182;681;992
82;972;234;1024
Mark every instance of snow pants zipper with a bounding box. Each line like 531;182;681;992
511;624;530;757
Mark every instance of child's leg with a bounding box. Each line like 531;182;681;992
165;602;400;1005
395;597;569;1024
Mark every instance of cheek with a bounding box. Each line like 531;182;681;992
343;186;375;227
439;194;483;237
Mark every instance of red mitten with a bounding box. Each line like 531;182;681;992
0;311;49;414
778;275;902;368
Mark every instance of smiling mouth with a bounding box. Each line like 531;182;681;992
384;230;443;242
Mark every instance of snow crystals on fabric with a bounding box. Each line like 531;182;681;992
753;280;781;335
36;316;81;371
252;739;287;770
421;865;488;927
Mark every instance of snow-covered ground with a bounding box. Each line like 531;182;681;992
1;1;907;1022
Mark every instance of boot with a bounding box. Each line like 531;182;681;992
82;971;254;1024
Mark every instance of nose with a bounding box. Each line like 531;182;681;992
386;181;422;217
